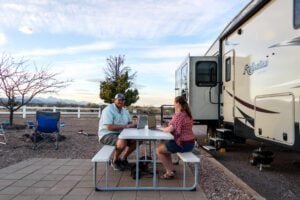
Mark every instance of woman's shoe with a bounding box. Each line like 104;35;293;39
160;172;175;180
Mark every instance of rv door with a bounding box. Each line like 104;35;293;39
223;50;235;124
189;56;219;122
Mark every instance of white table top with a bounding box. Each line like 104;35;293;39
119;128;174;140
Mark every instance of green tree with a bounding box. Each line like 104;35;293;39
100;55;139;106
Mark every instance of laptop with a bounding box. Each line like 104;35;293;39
137;115;148;129
148;115;160;130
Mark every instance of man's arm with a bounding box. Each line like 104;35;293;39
106;123;136;131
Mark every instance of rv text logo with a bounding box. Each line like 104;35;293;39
243;60;268;75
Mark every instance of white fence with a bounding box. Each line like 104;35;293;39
0;106;101;118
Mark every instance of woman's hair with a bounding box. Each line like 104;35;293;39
175;96;192;119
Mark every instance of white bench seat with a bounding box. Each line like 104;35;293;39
92;145;115;190
177;152;200;163
92;145;115;162
176;152;200;191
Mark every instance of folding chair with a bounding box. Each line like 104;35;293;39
33;111;61;150
25;121;35;135
0;124;7;144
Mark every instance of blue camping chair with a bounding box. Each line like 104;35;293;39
0;124;7;144
0;120;10;145
33;111;61;150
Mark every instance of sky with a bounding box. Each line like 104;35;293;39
0;0;250;106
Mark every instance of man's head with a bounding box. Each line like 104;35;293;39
114;93;126;108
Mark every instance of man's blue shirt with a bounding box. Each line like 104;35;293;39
98;103;131;137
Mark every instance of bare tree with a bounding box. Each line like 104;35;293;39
100;55;139;106
0;54;71;125
104;55;137;81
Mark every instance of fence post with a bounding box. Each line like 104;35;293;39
22;106;26;118
78;107;80;118
53;106;56;112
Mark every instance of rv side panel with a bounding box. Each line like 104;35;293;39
223;0;300;149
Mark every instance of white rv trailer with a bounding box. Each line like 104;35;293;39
175;0;300;150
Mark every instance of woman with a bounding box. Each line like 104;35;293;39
157;96;196;179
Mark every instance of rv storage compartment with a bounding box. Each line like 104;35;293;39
255;93;295;145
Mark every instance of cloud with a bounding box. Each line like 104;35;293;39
0;0;250;106
13;42;115;57
0;33;6;45
19;26;33;34
52;59;103;80
134;88;174;106
86;78;103;83
139;43;211;59
0;0;249;39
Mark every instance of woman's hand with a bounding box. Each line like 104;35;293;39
159;125;174;133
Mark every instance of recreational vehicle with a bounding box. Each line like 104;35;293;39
175;0;300;151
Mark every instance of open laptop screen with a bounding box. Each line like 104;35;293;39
137;115;147;129
148;115;156;129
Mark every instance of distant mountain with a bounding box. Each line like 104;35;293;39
0;96;91;105
30;96;90;105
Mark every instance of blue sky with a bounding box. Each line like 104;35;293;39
0;0;250;106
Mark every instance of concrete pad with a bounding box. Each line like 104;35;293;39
68;187;93;196
37;195;63;200
32;180;59;188
87;191;114;200
42;174;65;181
0;179;16;187
51;169;73;175
62;175;83;181
183;186;207;200
56;180;78;187
0;194;15;200
69;169;90;176
0;158;207;200
3;173;29;180
12;194;39;200
0;173;9;179
63;194;89;200
112;191;137;200
136;190;160;198
11;179;38;187
159;191;184;200
34;169;55;175
22;173;46;181
0;186;27;195
76;180;94;188
21;187;48;195
44;186;72;196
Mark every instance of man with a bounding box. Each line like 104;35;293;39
98;93;136;171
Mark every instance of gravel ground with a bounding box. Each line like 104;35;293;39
0;115;259;200
209;140;300;200
194;148;257;200
0;115;100;169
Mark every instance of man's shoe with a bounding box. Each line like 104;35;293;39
111;159;125;171
120;159;129;167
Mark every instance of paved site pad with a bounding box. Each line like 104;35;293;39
0;158;207;200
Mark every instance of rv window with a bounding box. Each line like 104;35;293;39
175;69;181;93
294;0;300;29
195;61;217;87
181;64;188;99
181;65;188;90
225;57;231;82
